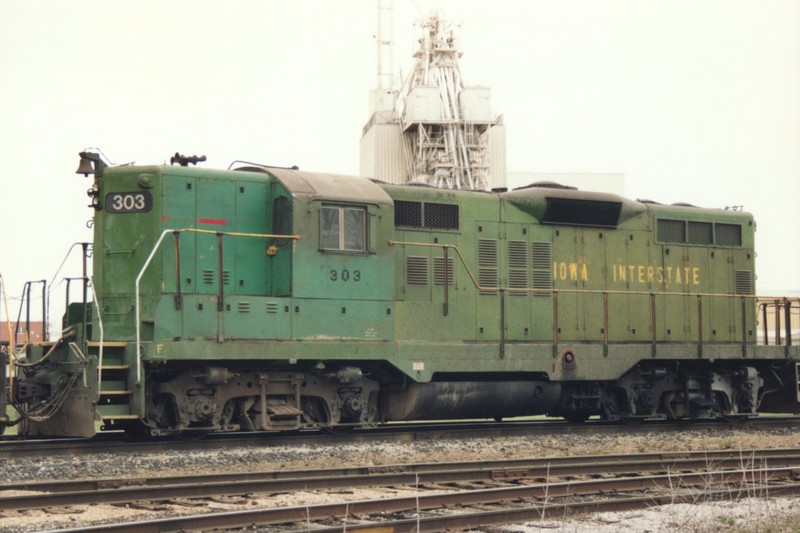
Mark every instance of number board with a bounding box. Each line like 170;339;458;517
105;191;153;213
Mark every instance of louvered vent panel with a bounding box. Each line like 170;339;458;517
507;241;529;293
238;302;251;313
477;239;498;293
202;269;214;284
479;268;499;291
478;239;499;266
508;271;529;291
266;302;279;314
433;257;455;285
735;270;753;295
531;242;552;269
222;270;231;285
406;256;429;285
507;241;528;269
531;242;553;297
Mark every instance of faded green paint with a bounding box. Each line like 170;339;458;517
85;165;771;390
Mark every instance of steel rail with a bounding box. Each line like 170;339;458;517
8;446;800;495
301;485;800;533
7;449;800;512
41;466;800;533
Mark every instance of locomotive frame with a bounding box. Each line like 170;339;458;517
5;154;800;437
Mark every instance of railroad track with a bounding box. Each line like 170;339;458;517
1;416;798;459
6;448;800;531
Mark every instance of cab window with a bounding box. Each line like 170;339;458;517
320;206;367;252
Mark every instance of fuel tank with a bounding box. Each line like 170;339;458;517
381;381;562;421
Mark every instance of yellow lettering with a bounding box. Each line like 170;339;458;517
693;267;700;285
647;266;654;283
657;267;664;284
618;265;626;282
684;267;691;284
628;265;636;280
675;267;682;284
581;264;588;281
559;263;567;280
666;266;673;285
638;265;645;283
569;263;578;280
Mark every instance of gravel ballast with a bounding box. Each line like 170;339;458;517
2;425;800;531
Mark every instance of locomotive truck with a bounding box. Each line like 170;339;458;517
4;152;799;437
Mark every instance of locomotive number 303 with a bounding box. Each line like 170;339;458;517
329;269;361;282
105;191;153;213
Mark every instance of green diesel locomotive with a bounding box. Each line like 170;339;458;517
6;153;799;437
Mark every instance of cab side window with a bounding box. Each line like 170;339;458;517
320;206;367;252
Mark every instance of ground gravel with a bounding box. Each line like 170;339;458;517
2;425;800;531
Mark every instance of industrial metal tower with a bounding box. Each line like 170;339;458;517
360;6;506;190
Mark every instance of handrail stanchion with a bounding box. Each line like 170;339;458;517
603;292;609;358
552;290;559;358
785;298;792;357
697;294;703;358
650;293;657;357
741;296;748;357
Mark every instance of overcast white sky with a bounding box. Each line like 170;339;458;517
1;0;798;323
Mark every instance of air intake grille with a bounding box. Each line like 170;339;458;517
735;270;753;295
394;201;459;229
507;241;529;292
424;203;459;229
543;198;622;227
531;242;553;297
688;221;713;244
717;223;743;246
395;200;422;227
658;219;685;243
477;239;498;293
406;256;429;285
433;257;455;285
